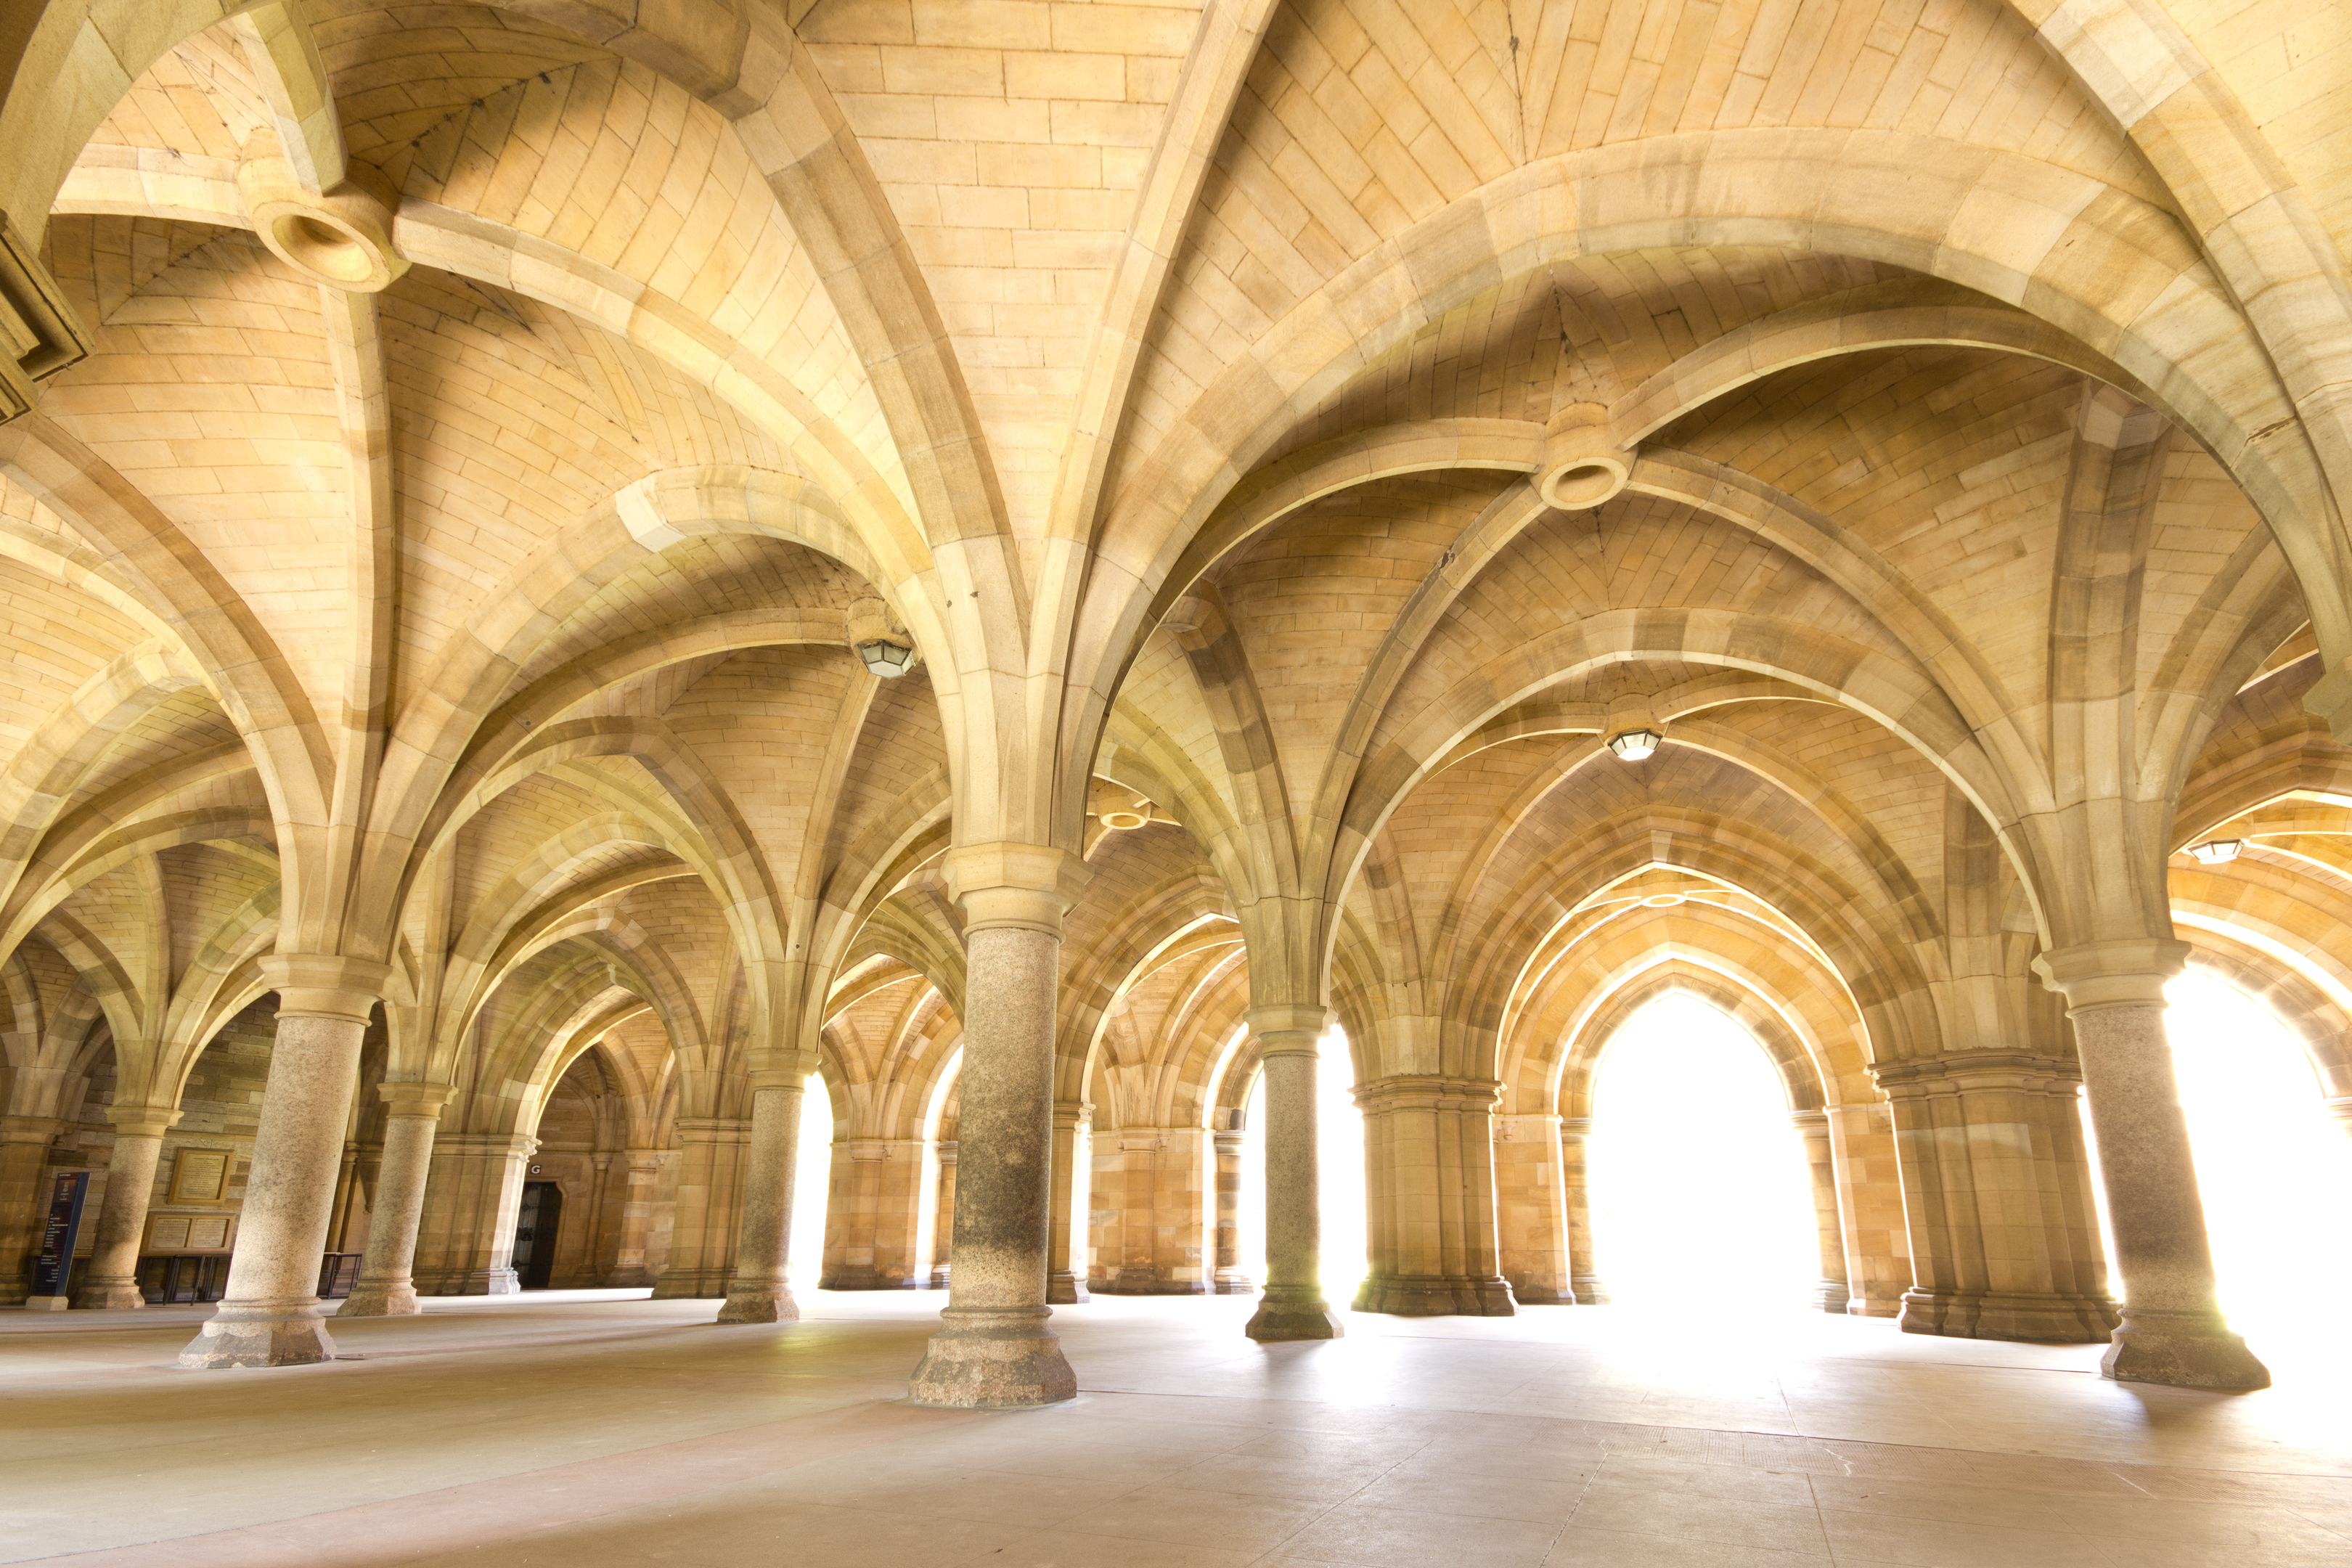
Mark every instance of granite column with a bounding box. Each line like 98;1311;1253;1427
179;956;387;1368
339;1082;456;1316
1245;1009;1344;1340
907;844;1087;1406
2038;942;2268;1388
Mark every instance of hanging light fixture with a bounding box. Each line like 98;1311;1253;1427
846;594;919;678
2188;839;2242;865
1601;693;1665;763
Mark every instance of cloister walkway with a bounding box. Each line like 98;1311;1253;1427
6;1294;2348;1566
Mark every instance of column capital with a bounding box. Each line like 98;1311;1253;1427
436;1131;538;1158
674;1116;753;1143
1249;1003;1331;1055
1493;1112;1562;1138
2033;939;2188;1012
259;952;391;1024
746;1049;821;1091
376;1080;459;1118
104;1103;181;1139
1871;1050;2083;1095
1352;1074;1503;1111
1052;1099;1093;1130
0;1114;63;1146
943;843;1090;934
1787;1108;1829;1129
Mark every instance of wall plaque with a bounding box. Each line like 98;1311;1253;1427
168;1147;231;1203
141;1212;237;1254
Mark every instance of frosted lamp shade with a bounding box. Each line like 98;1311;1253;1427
858;639;918;678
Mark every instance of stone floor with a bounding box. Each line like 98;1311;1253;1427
5;1290;2349;1567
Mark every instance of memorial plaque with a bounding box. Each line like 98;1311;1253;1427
168;1147;230;1203
30;1170;90;1299
188;1214;232;1251
144;1214;193;1251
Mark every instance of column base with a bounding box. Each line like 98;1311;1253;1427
1046;1270;1089;1304
338;1281;420;1317
1354;1273;1516;1317
1089;1277;1205;1296
463;1268;520;1296
716;1280;799;1323
1572;1274;1612;1306
177;1299;337;1368
2102;1307;2271;1389
25;1294;69;1311
1899;1288;2118;1344
1245;1289;1344;1341
1212;1273;1254;1295
907;1307;1076;1408
1508;1282;1577;1306
603;1266;657;1288
650;1268;730;1299
69;1280;145;1310
821;1265;881;1290
927;1265;950;1289
1810;1280;1849;1314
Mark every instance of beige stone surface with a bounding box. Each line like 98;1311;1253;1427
0;0;2342;1425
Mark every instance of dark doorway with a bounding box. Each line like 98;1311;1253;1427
513;1182;564;1289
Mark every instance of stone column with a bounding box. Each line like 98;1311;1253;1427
1210;1126;1251;1294
871;1138;932;1287
605;1148;663;1286
414;1131;538;1294
1090;1124;1208;1294
72;1105;180;1309
340;1082;456;1317
1356;1075;1516;1316
822;1135;931;1289
1872;1053;2115;1342
928;1140;955;1288
180;955;388;1369
1559;1117;1609;1304
2038;942;2269;1389
583;1153;613;1278
1494;1111;1573;1304
0;1116;62;1305
908;844;1086;1407
1829;1101;1906;1315
652;1118;749;1298
1790;1111;1851;1315
819;1138;865;1286
719;1055;814;1323
1245;1009;1344;1340
1046;1101;1092;1303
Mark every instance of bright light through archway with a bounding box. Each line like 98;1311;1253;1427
788;1074;834;1285
2155;970;2352;1349
1588;993;1816;1311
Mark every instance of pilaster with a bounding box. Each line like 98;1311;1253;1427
1355;1075;1515;1317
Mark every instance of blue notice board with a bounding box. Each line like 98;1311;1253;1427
31;1169;91;1299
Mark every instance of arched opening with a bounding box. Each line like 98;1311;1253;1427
787;1074;834;1287
2141;970;2352;1355
1236;1025;1370;1306
1588;993;1815;1310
